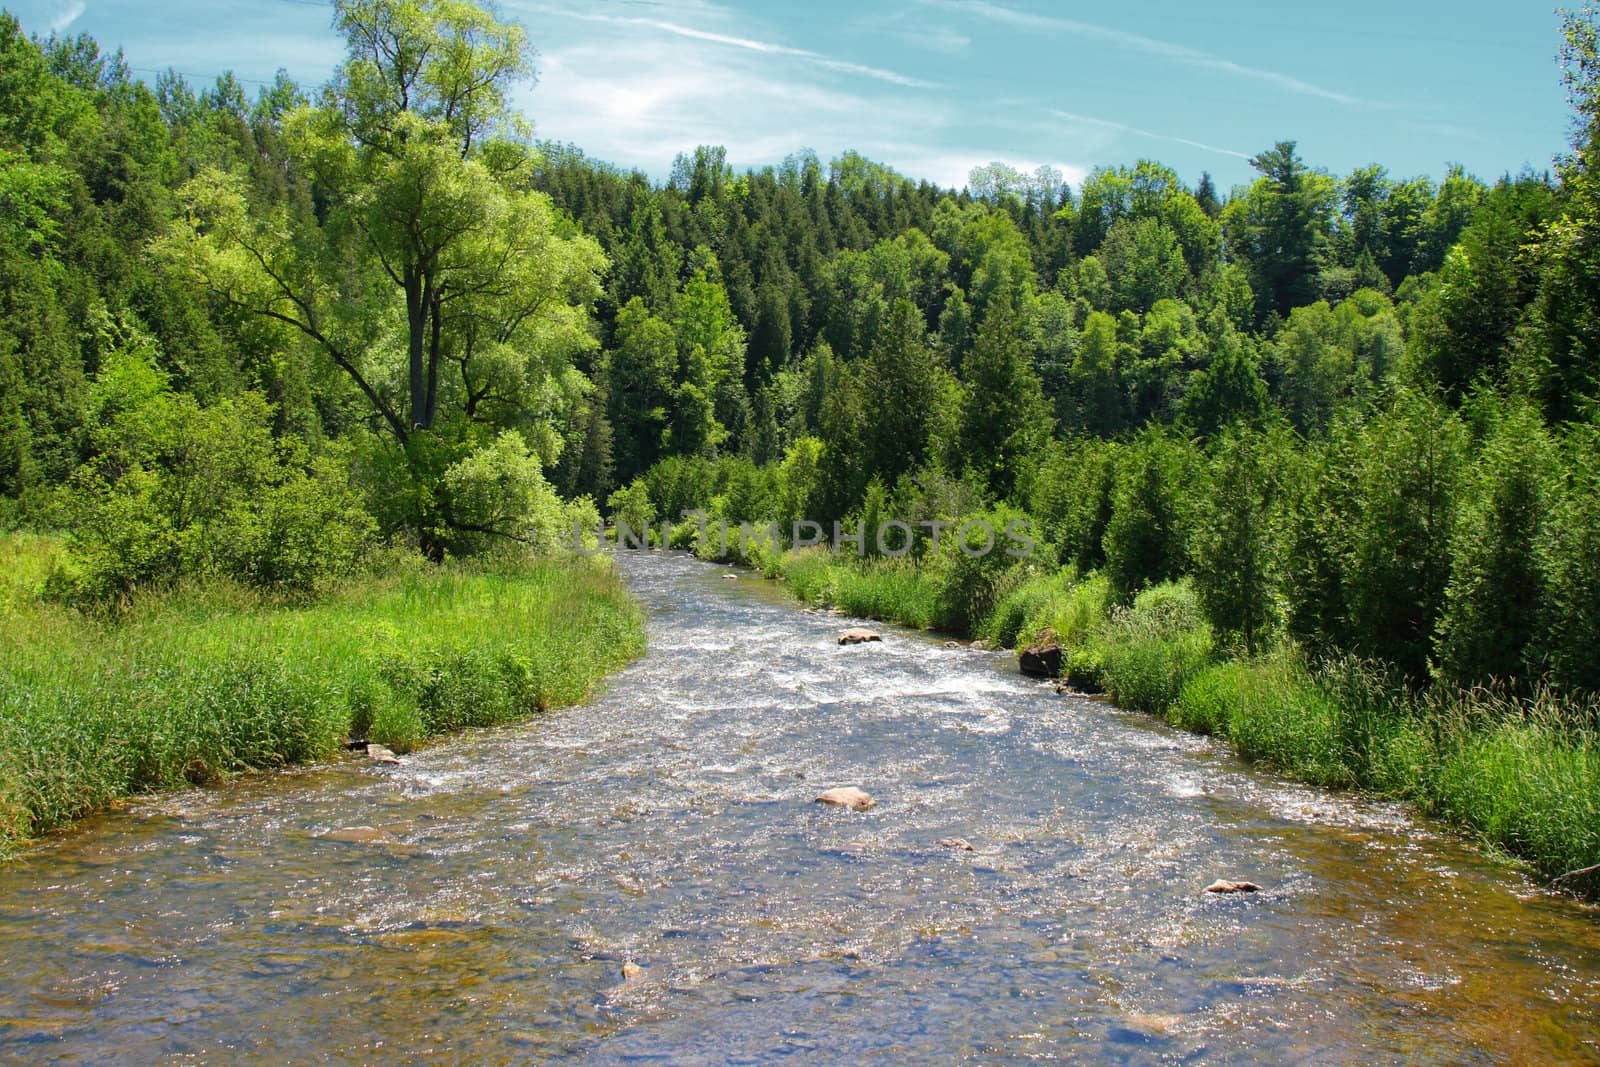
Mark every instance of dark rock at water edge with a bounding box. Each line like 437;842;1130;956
1020;629;1063;678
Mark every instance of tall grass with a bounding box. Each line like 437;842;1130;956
777;551;941;630
1172;656;1600;884
1085;582;1216;714
0;538;645;854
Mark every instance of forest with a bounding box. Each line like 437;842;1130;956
0;1;1597;883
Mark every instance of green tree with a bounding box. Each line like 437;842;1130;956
1435;401;1553;688
1223;141;1335;319
1103;430;1192;599
1345;392;1468;678
606;298;676;481
959;293;1052;499
863;298;939;484
1189;428;1281;652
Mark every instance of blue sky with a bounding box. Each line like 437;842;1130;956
9;0;1574;192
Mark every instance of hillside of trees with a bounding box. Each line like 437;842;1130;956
0;1;1597;702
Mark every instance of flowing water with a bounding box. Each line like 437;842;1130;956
1;551;1598;1064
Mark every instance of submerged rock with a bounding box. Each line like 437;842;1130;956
838;629;882;645
1203;879;1263;895
815;786;876;811
722;574;739;580
320;826;399;846
1020;629;1063;678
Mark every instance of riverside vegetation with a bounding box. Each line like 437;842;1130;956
0;0;1598;887
0;532;644;856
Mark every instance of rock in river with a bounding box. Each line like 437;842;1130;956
815;787;876;811
320;826;400;846
838;629;882;646
1019;628;1063;678
939;837;976;852
1203;879;1263;895
366;744;404;765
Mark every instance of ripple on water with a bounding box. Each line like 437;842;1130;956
0;551;1597;1064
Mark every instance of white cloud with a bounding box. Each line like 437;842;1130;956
922;0;1376;109
521;16;1010;184
50;1;86;34
528;6;943;89
1044;108;1251;161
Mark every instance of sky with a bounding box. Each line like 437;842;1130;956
7;0;1575;193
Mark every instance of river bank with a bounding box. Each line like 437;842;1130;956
760;548;1600;897
0;534;646;856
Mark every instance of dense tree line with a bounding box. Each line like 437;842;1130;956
0;1;1597;696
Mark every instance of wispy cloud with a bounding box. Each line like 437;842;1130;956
528;35;970;179
1044;108;1252;161
923;0;1373;108
529;6;943;89
50;1;86;34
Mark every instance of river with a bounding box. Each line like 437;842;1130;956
0;551;1597;1064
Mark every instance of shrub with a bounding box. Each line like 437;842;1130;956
606;480;657;545
924;504;1032;633
58;384;373;599
977;566;1073;649
440;431;568;555
1090;580;1214;713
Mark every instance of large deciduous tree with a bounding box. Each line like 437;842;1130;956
159;0;606;548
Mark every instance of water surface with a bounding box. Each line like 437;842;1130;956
1;552;1597;1064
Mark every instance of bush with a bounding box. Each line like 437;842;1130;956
58;382;373;599
977;566;1073;649
923;504;1032;633
606;480;657;545
439;431;568;555
1089;580;1214;713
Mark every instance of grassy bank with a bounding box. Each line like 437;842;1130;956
0;535;646;855
770;549;1600;893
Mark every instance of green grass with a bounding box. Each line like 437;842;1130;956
1172;655;1600;884
778;550;942;629
1086;582;1216;714
0;537;645;854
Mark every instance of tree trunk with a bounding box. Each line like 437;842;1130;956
406;269;427;430
425;287;444;429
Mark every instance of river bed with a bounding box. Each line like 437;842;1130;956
0;551;1597;1063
